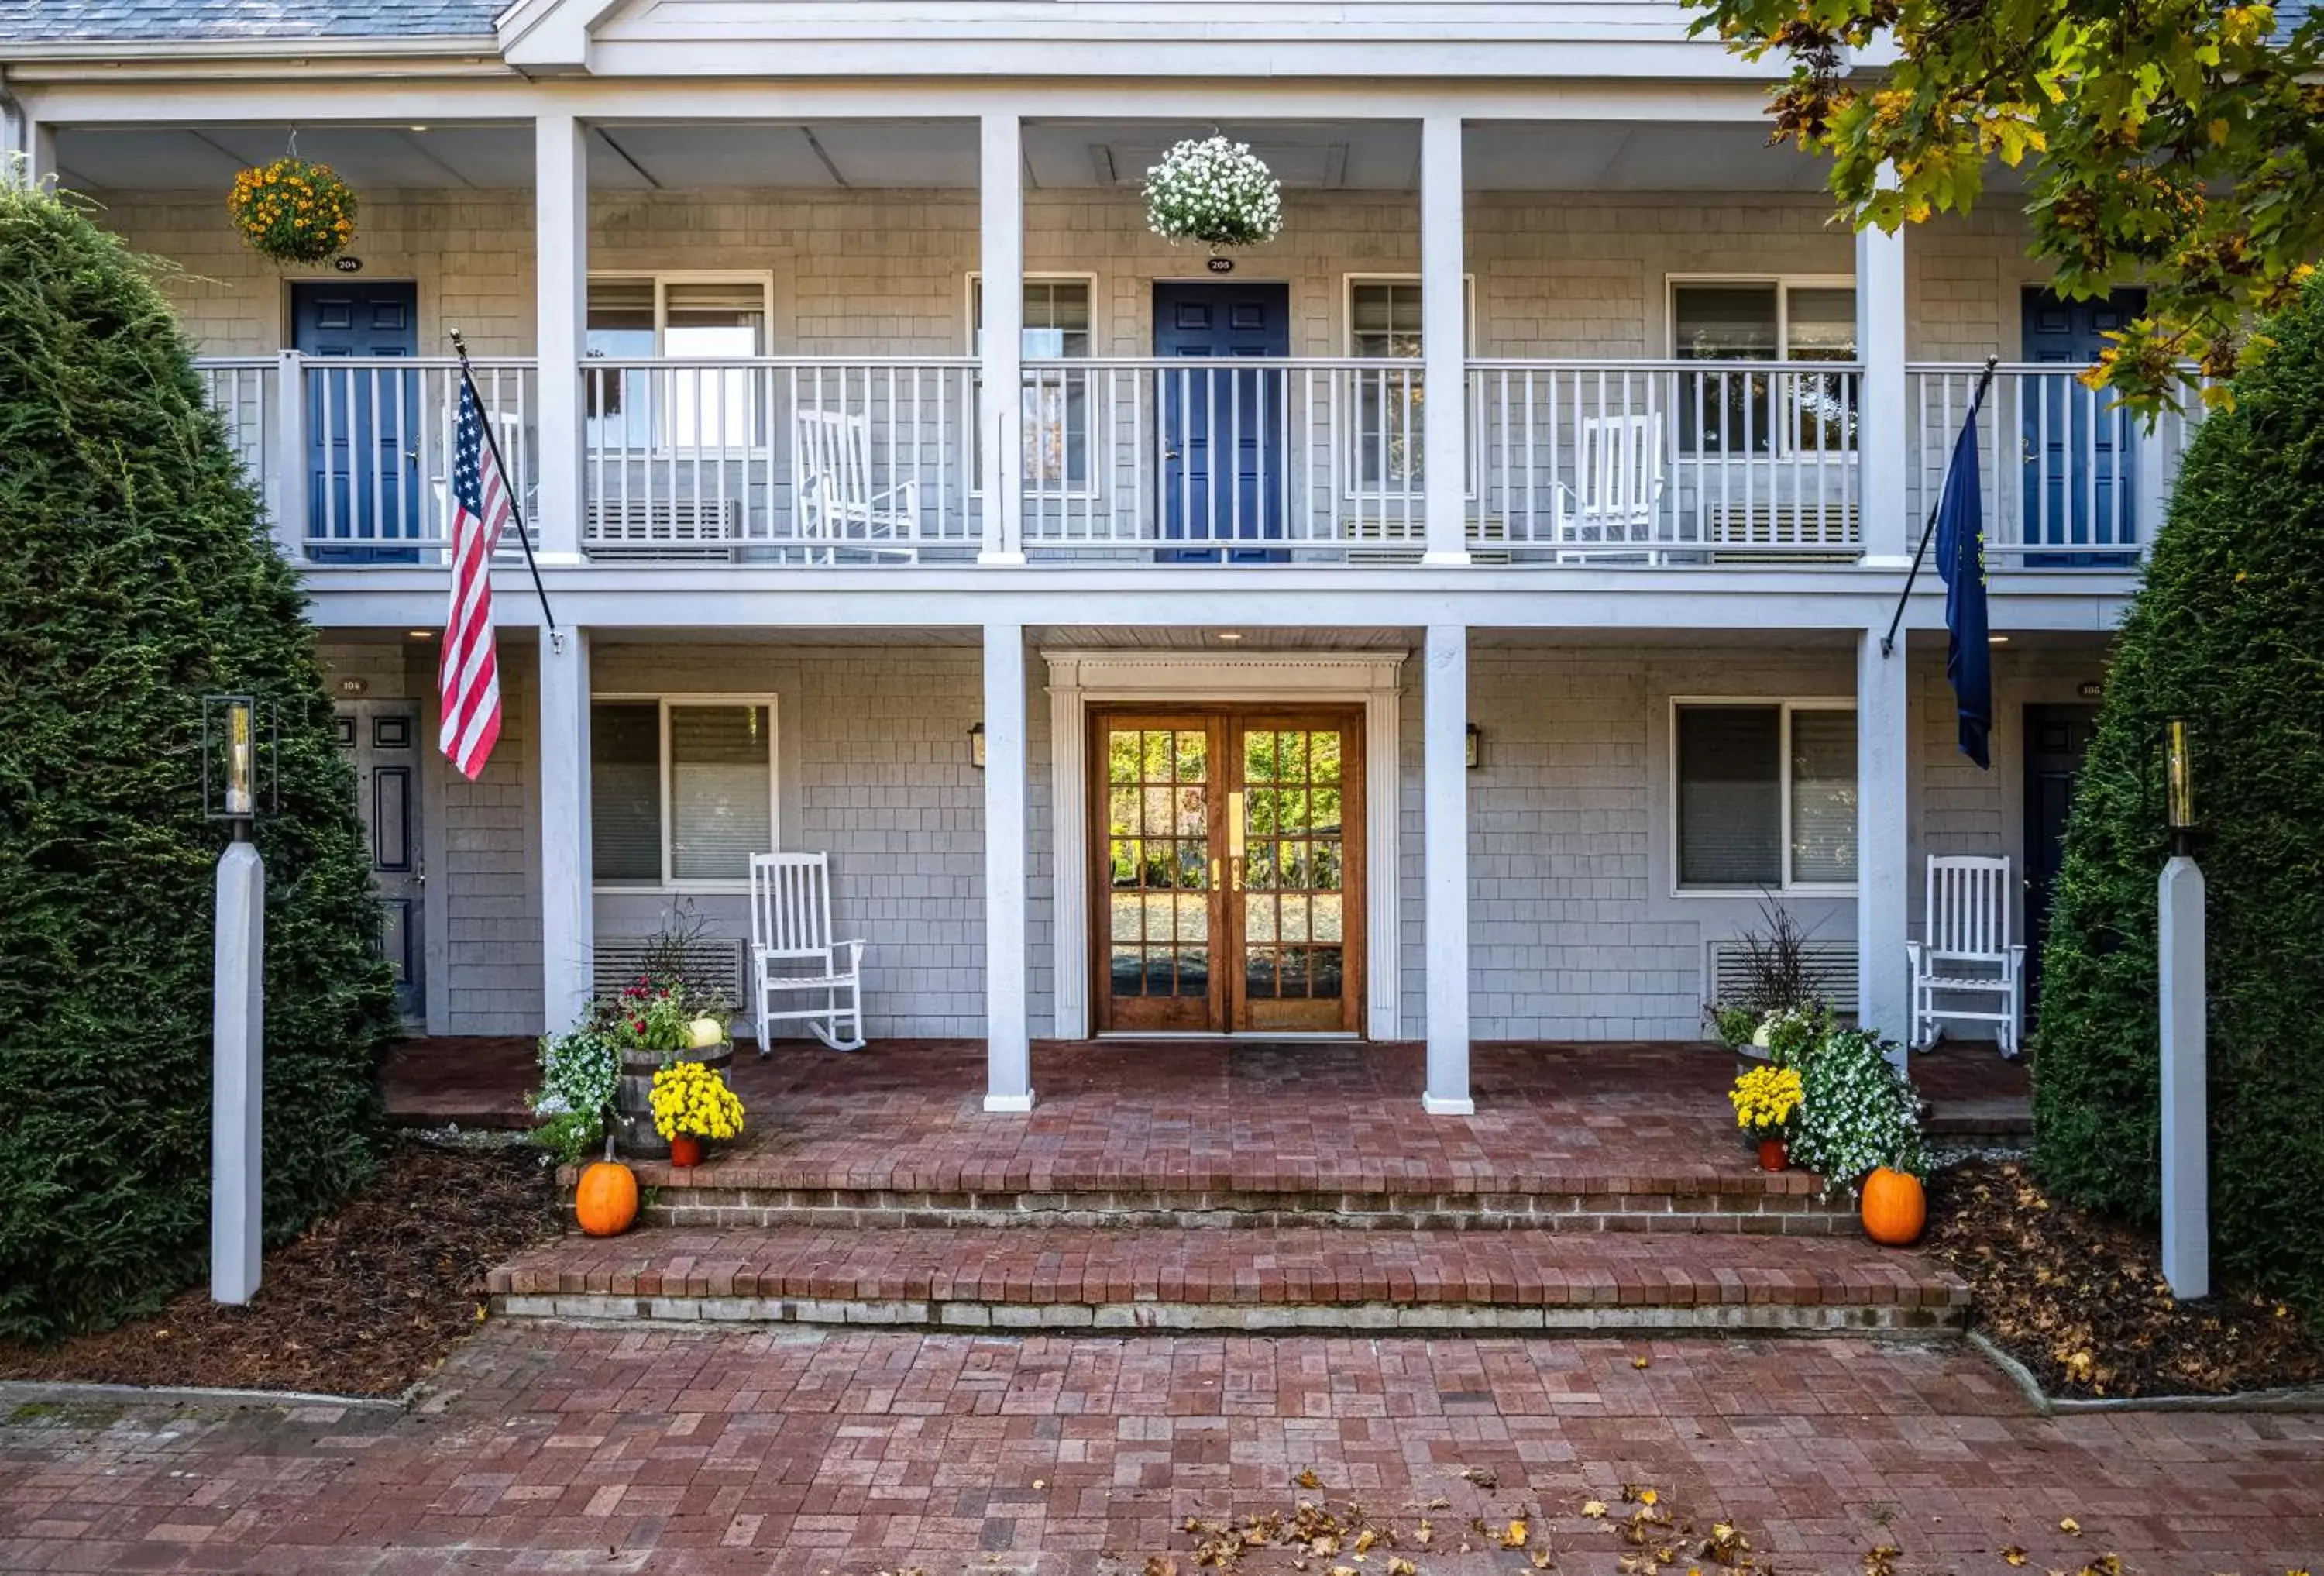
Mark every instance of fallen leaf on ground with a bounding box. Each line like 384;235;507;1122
1144;1558;1178;1576
1582;1500;1609;1519
1632;1354;1651;1369
1297;1469;1322;1491
2003;1549;2028;1567
1502;1519;1529;1548
1460;1466;1498;1491
2060;1519;2082;1536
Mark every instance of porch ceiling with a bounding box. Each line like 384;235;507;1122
52;115;2009;197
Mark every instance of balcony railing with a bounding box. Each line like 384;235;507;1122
1908;363;2202;565
582;357;978;561
1017;358;1429;559
191;353;2186;573
1468;361;1863;561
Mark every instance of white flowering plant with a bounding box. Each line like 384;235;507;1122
1786;1025;1929;1200
1143;137;1284;249
529;1024;620;1164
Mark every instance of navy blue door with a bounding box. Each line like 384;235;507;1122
2022;704;2097;1027
2020;287;2144;565
294;281;421;563
1153;283;1289;561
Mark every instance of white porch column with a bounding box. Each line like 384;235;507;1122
1856;627;1912;1054
982;622;1033;1110
978;113;1026;566
538;629;593;1033
1423;624;1473;1113
1420;115;1470;566
1855;191;1911;565
534;111;587;565
272;351;309;563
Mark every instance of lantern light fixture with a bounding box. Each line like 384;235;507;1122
202;694;278;833
969;721;987;769
2165;718;2195;852
1465;722;1482;770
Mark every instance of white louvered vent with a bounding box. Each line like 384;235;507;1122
1707;939;1859;1013
593;935;748;1004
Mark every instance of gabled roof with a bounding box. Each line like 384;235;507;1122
0;0;502;43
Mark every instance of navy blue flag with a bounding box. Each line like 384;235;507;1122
1934;389;1993;769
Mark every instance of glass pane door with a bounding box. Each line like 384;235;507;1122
1098;716;1220;1031
1232;714;1361;1034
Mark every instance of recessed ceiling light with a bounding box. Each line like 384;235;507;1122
409;125;430;132
1989;635;2010;645
1216;631;1243;643
407;629;434;639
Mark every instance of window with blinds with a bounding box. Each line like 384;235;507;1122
1675;702;1858;890
589;699;777;888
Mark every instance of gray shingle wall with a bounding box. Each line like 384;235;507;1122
1;1;499;42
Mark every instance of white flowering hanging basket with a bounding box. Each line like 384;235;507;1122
1143;136;1284;250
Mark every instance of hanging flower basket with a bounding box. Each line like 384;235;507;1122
228;157;358;265
1143;136;1283;250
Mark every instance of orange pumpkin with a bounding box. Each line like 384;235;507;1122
1860;1166;1927;1247
575;1160;639;1237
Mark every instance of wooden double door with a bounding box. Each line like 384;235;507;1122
1093;706;1364;1034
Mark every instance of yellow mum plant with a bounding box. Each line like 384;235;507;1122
227;157;357;264
649;1059;745;1143
1729;1065;1803;1137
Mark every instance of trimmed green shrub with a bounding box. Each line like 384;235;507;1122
2032;277;2324;1316
0;183;397;1342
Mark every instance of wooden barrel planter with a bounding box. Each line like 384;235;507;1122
613;1044;734;1161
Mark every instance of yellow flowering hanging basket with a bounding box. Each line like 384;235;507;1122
227;157;358;265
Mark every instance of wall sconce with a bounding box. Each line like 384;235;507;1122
969;721;986;769
202;694;277;834
1465;722;1482;770
2165;718;2195;853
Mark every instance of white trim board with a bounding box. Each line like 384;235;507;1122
1043;648;1406;1041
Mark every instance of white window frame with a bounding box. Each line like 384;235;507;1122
1668;696;1858;896
1666;274;1860;459
584;270;776;458
1341;273;1477;501
965;271;1102;501
590;693;780;895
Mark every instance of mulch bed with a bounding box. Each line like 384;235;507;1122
0;1139;564;1399
1927;1158;2324;1399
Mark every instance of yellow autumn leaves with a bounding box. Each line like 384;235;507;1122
227;157;358;264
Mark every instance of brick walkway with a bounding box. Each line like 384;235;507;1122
5;1323;2317;1574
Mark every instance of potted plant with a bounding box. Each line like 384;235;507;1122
227;155;357;264
1728;1064;1803;1170
600;976;734;1158
528;1024;618;1166
1784;1024;1931;1244
1143;136;1284;250
650;1058;745;1167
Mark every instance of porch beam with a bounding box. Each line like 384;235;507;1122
1856;625;1912;1055
978;112;1025;566
538;628;594;1034
982;621;1033;1111
534;109;587;565
1420;114;1470;567
1422;623;1473;1113
1855;173;1910;566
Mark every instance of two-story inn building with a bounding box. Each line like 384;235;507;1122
1;0;2185;1113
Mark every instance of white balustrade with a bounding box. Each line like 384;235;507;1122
580;358;976;561
1909;363;2200;564
1467;361;1863;561
1017;358;1429;558
297;357;537;560
194;359;276;516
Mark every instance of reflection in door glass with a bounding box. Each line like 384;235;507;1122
1242;728;1345;1000
1108;727;1211;1000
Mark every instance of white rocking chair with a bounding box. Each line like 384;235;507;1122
1555;414;1665;562
748;852;868;1052
1907;855;2027;1058
793;408;920;564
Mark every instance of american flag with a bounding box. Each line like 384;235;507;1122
438;378;507;780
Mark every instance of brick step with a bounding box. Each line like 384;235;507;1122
606;1160;1861;1234
489;1225;1966;1335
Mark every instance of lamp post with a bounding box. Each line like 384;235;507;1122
2158;718;2209;1299
204;696;273;1306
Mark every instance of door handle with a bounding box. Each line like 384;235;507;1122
1210;856;1222;890
1164;447;1181;461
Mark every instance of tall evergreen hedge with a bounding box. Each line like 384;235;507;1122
2033;277;2324;1316
0;183;396;1342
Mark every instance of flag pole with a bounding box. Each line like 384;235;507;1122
1880;353;1999;658
448;329;562;654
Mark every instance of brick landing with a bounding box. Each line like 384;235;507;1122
488;1225;1968;1335
613;1041;1855;1232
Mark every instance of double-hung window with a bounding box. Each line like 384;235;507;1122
586;275;771;452
1344;277;1472;495
1670;280;1857;454
1673;700;1857;890
591;698;777;889
970;277;1093;490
